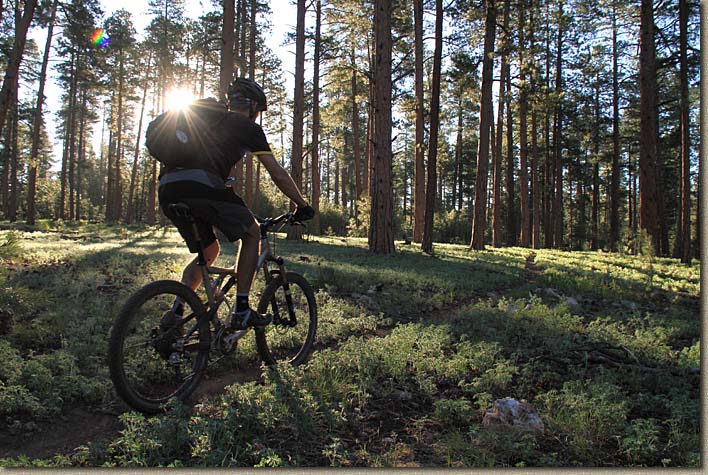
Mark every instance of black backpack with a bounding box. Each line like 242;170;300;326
145;98;227;168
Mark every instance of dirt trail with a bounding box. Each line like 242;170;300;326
0;253;541;462
0;364;264;462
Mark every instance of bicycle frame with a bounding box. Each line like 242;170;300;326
191;214;294;318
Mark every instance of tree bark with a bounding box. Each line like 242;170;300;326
27;0;59;225
518;0;530;247
412;0;425;243
0;0;37;137
311;0;322;234
639;0;661;254
470;0;496;250
552;0;564;248
492;0;509;248
127;58;151;225
369;0;394;254
220;0;235;99
505;71;516;246
287;0;306;240
421;0;444;254
352;42;362;202
677;0;691;264
609;0;620;251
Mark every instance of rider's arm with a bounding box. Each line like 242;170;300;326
256;152;308;208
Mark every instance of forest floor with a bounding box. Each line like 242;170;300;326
0;223;700;468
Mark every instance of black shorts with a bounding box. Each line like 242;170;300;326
158;181;255;253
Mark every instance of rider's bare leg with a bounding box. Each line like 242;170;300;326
236;220;261;295
181;239;220;290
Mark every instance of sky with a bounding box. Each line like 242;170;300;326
28;0;298;167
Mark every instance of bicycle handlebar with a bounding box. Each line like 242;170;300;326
257;212;306;233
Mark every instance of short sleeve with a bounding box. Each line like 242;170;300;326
239;119;271;155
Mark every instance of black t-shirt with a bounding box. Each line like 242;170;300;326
163;111;271;181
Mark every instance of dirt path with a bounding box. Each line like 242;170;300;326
0;364;265;462
0;255;541;462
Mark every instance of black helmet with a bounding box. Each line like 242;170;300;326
228;78;267;112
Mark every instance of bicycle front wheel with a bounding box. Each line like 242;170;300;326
256;272;317;366
108;280;211;414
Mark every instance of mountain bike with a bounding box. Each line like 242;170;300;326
108;203;317;414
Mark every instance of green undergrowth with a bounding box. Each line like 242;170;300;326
0;224;700;468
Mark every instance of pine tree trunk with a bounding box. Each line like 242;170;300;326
244;0;257;207
412;0;426;243
0;0;37;137
492;1;508;248
220;0;235;98
351;43;362;202
639;0;661;254
552;0;564;248
470;0;496;250
369;0;394;254
311;0;322;234
518;0;530;247
505;73;516;246
8;87;17;221
529;0;540;249
287;0;306;239
27;0;58;225
114;50;125;222
76;90;87;221
127;64;150;225
609;0;620;251
677;0;691;264
421;0;443;254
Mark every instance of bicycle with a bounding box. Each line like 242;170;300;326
108;203;317;414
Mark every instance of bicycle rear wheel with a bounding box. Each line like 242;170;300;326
108;280;210;413
256;272;317;366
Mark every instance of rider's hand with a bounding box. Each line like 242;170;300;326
293;205;315;222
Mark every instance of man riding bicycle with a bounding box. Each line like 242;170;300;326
158;78;315;330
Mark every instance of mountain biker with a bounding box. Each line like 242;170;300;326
158;78;315;330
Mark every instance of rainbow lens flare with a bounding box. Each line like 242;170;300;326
91;29;110;48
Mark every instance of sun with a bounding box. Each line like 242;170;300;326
165;87;196;110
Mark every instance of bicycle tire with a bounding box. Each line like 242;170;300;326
255;272;317;366
108;280;210;413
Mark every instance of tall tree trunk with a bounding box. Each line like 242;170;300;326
113;50;126;223
552;0;564;248
76;90;87;221
311;0;322;234
454;99;463;212
68;56;79;221
351;43;362;202
8;86;17;221
421;0;443;254
288;0;306;239
369;0;394;254
677;0;691;264
244;0;257;207
505;72;516;246
639;0;661;254
470;0;496;250
492;0;509;248
27;0;58;225
609;0;620;251
529;0;540;249
0;0;37;137
518;0;530;247
127;61;150;224
412;0;426;243
591;72;601;251
220;0;235;99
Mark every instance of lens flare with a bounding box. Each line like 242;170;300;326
91;29;110;48
165;87;196;111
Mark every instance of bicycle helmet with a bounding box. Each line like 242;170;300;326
228;78;268;112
